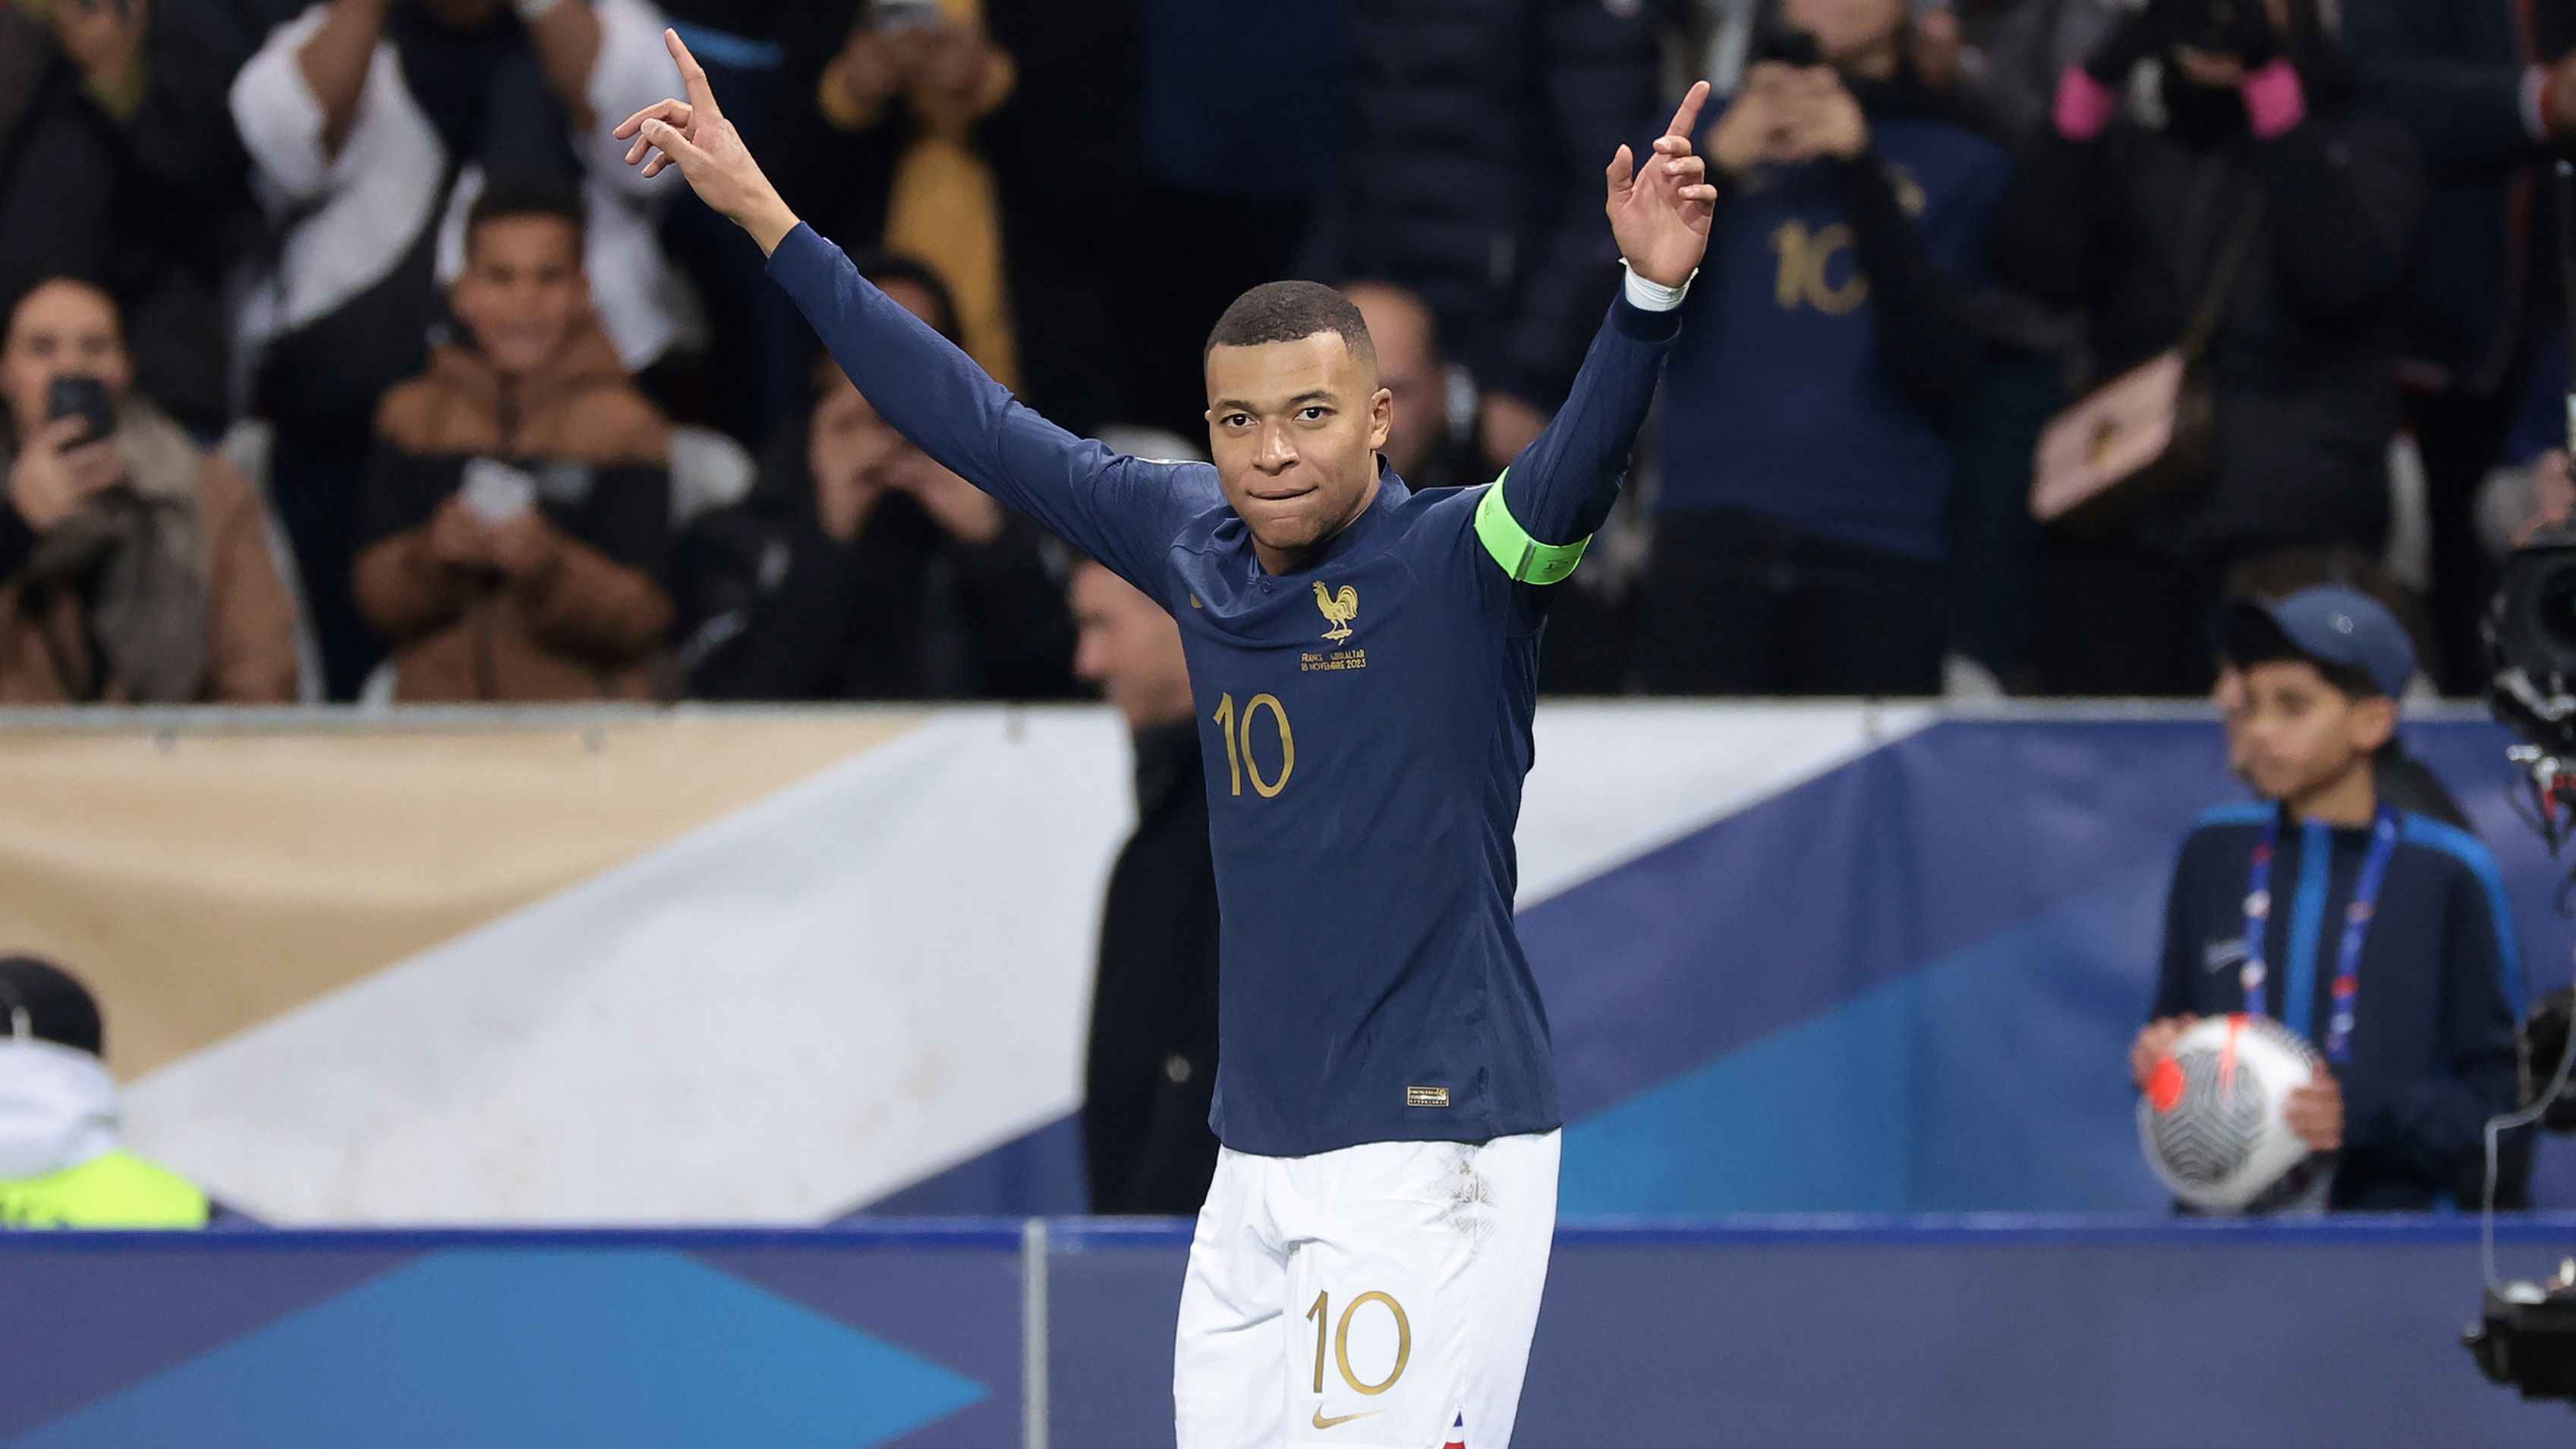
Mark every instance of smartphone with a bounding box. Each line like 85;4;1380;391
47;376;115;448
459;458;537;524
873;0;943;32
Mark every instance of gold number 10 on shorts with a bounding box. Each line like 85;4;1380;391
1306;1289;1411;1396
1213;693;1296;798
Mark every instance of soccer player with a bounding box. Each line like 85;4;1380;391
622;33;1714;1446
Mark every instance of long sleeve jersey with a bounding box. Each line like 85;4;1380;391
768;223;1679;1155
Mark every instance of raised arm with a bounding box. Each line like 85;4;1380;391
1484;83;1714;581
616;30;1212;592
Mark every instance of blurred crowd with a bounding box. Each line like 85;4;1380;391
5;0;2576;706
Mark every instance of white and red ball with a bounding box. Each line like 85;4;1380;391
2137;1013;2323;1213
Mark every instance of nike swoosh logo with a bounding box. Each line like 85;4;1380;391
1312;1408;1383;1430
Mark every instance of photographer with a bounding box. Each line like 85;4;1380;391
1636;0;2008;695
1992;0;2424;697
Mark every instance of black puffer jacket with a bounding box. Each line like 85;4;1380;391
0;0;275;433
1296;0;1663;409
674;417;1080;703
2344;0;2570;398
1992;77;2424;556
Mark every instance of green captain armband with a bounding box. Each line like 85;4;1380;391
1473;473;1591;584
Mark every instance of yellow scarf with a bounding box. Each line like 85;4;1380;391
822;0;1019;387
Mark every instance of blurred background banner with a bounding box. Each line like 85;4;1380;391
2;704;2566;1225
8;1217;2574;1447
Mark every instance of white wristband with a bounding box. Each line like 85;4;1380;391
516;0;567;22
1621;262;1694;313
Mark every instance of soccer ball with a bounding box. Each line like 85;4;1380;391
2137;1013;2324;1214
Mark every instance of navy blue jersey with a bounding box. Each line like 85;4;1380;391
770;225;1680;1157
2154;802;2524;1209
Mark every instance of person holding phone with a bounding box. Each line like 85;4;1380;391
0;0;268;436
767;0;1018;383
228;0;692;700
1990;0;2424;697
0;277;299;704
352;178;675;701
1633;0;2008;696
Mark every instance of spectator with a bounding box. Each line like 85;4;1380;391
1342;281;1473;492
2344;0;2574;694
676;254;1075;701
1911;0;2128;147
1636;5;2008;696
0;0;277;434
1993;0;2424;697
0;278;299;704
1071;558;1220;1216
230;0;685;698
0;956;219;1228
351;180;673;701
886;0;1338;443
2134;587;2521;1211
1299;0;1659;477
770;0;1018;384
1910;0;2130;686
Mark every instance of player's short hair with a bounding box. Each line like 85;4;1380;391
465;174;587;260
1205;282;1376;370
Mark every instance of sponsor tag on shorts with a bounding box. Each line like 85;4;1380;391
1406;1085;1450;1108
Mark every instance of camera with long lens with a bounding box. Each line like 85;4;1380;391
2469;529;2576;1404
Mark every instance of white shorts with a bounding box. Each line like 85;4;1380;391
1173;1130;1560;1449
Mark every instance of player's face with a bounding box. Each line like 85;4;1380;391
2231;660;2392;803
451;216;589;379
1205;334;1395;567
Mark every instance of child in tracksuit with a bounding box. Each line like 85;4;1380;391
2133;587;2523;1210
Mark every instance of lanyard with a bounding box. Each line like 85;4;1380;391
2241;806;2399;1065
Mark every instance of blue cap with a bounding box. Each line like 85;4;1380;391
2226;585;2417;698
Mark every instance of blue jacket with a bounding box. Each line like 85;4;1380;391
1659;87;2006;561
2153;802;2523;1210
768;224;1677;1157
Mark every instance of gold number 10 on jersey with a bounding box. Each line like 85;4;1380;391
1308;1289;1411;1396
1213;692;1296;799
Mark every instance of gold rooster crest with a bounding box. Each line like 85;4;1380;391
1312;580;1359;643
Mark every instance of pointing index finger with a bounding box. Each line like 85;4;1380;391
1664;80;1712;142
666;28;720;117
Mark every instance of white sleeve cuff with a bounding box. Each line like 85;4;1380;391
1621;262;1694;313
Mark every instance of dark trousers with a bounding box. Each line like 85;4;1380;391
268;431;381;701
1634;509;1945;697
2025;539;2228;697
1947;353;2060;679
2411;380;2524;694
